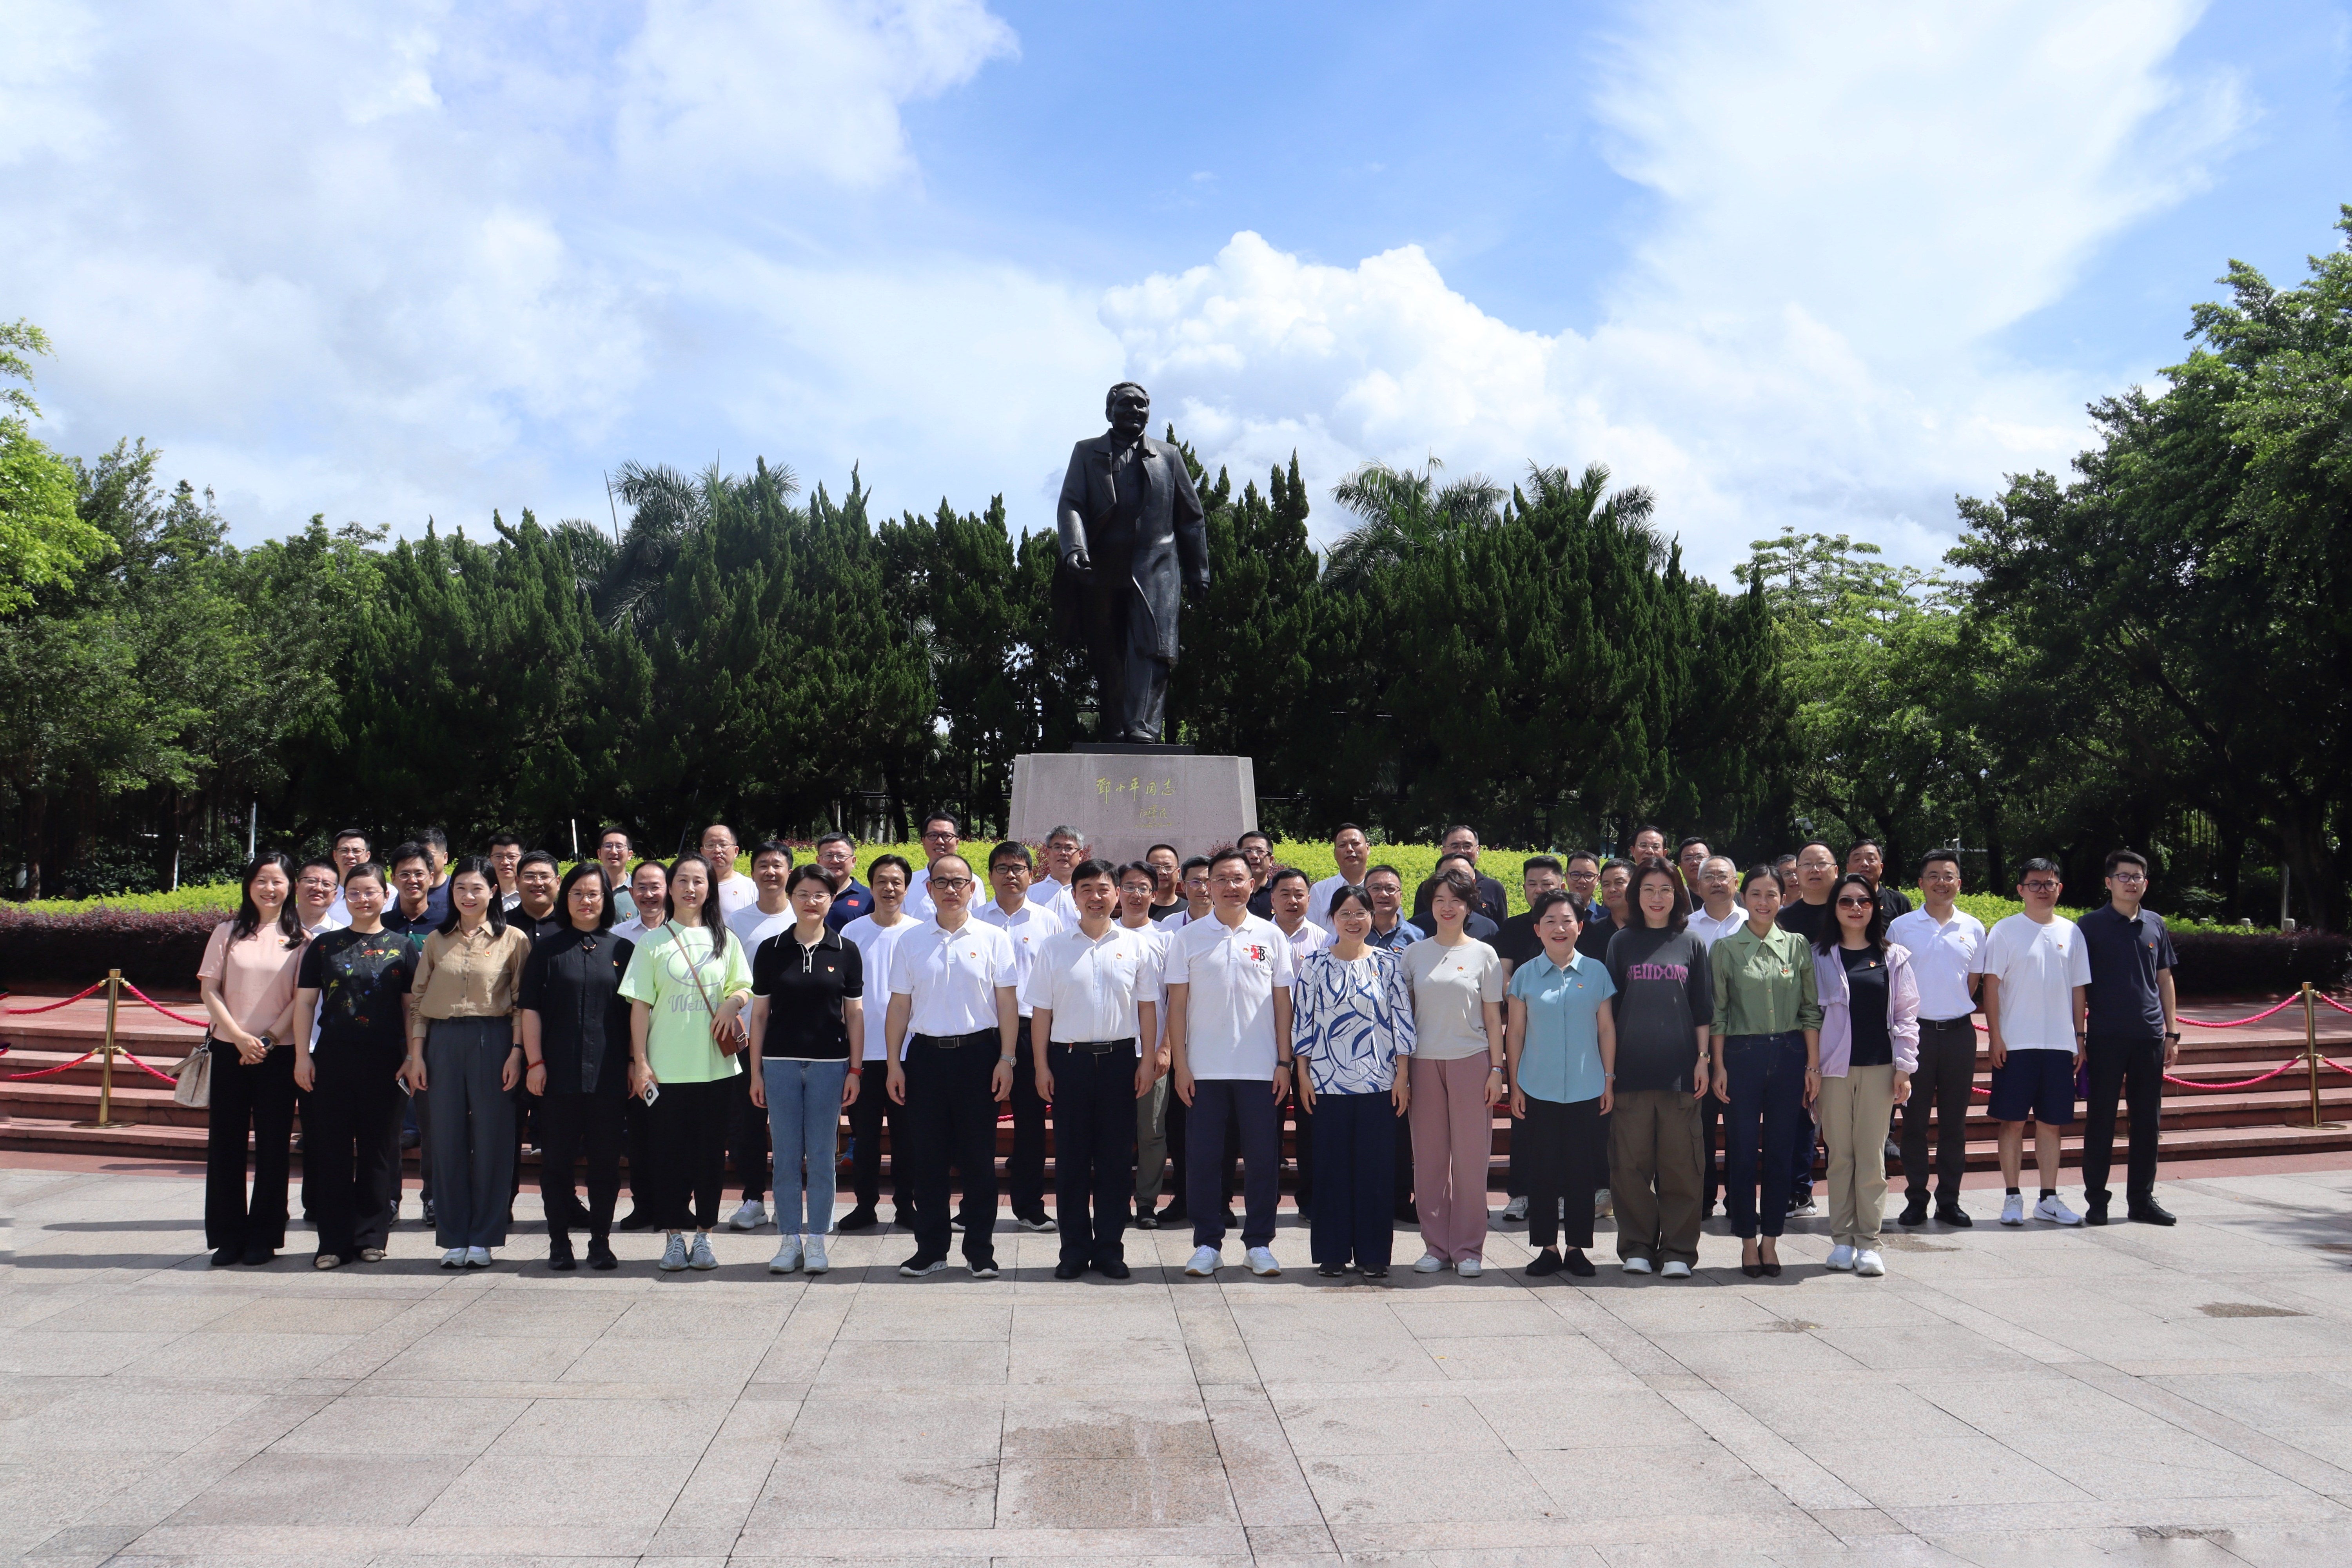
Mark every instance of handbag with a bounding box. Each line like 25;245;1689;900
172;1038;213;1109
668;922;745;1056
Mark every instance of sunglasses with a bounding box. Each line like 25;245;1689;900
1835;895;1874;909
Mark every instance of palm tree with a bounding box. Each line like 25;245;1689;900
586;459;799;638
1321;456;1505;590
1524;461;1663;568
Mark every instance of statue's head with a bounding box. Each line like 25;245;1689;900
1105;382;1150;438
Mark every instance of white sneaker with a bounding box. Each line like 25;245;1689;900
1185;1245;1221;1277
729;1199;767;1231
2000;1193;2026;1226
438;1247;466;1269
1622;1256;1653;1274
1854;1249;1886;1277
1246;1247;1282;1277
1662;1260;1692;1279
1501;1196;1529;1222
2034;1194;2083;1227
464;1247;491;1269
802;1237;828;1274
1594;1189;1613;1219
768;1235;803;1274
1456;1257;1481;1278
1788;1198;1820;1218
1826;1244;1855;1271
1412;1252;1446;1273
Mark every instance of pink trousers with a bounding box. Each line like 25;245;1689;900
1408;1053;1494;1263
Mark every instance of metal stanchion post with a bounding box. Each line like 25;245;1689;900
76;970;123;1130
2305;982;2338;1131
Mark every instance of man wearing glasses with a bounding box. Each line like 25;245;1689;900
884;853;1020;1279
1888;851;1985;1228
2076;849;2180;1226
1562;852;1602;927
902;812;963;922
1973;858;2091;1227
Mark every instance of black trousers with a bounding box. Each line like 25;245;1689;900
2082;1034;2165;1205
906;1036;1002;1264
846;1058;909;1214
648;1078;731;1230
1007;1018;1049;1220
1697;1087;1722;1210
1049;1042;1138;1265
205;1042;295;1253
727;1062;770;1204
1187;1078;1280;1249
1287;1084;1316;1209
1394;1112;1417;1215
1520;1095;1600;1252
1902;1017;1978;1200
298;1040;405;1259
1080;571;1171;740
1163;1092;1239;1217
541;1089;628;1242
1310;1091;1396;1269
623;1095;653;1212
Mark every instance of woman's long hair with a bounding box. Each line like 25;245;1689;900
230;853;304;947
1818;871;1888;955
556;862;616;934
434;855;510;938
666;851;729;955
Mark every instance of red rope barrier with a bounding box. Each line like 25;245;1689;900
4;1047;98;1080
2179;996;2301;1028
0;982;105;1015
2162;1059;2303;1091
121;982;206;1029
113;1047;178;1083
2323;994;2352;1017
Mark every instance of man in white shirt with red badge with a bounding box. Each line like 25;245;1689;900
977;841;1067;1232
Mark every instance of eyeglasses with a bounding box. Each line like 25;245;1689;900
1835;896;1874;909
2109;871;2147;884
2022;881;2061;893
930;876;973;892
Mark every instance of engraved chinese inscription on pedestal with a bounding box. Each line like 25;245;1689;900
1009;753;1257;868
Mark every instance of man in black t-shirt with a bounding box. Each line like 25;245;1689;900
1846;838;1913;927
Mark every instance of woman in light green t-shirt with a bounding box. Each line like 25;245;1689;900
620;852;752;1271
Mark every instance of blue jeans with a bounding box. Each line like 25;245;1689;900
1724;1032;1808;1239
762;1059;848;1235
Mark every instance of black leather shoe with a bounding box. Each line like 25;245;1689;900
1154;1204;1187;1227
1935;1202;1973;1227
1898;1196;1931;1228
1053;1259;1085;1280
210;1245;238;1267
1133;1210;1158;1230
1525;1249;1564;1277
1096;1258;1131;1279
1562;1249;1597;1278
241;1240;274;1266
836;1206;879;1232
2129;1200;2178;1226
2085;1201;2110;1227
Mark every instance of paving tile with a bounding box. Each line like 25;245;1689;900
1299;1449;1557;1525
1802;1435;2090;1508
485;1394;732;1455
995;1454;1239;1527
1275;1392;1506;1455
268;1394;528;1455
165;1452;469;1524
1001;1394;1216;1462
411;1452;697;1528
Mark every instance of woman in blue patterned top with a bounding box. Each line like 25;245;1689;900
1294;883;1416;1279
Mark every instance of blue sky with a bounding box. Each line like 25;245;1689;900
5;0;2350;581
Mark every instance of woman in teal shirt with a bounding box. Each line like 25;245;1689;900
621;852;753;1272
1504;890;1617;1279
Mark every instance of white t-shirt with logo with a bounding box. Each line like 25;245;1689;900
886;919;1020;1038
728;903;795;954
1165;912;1296;1080
712;875;759;919
1973;913;2090;1052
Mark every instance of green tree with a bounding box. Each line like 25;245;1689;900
0;321;109;612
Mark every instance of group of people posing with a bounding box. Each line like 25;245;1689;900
193;815;2182;1283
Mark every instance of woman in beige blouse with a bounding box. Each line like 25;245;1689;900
404;856;533;1269
199;853;310;1267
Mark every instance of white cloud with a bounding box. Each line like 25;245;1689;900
1105;0;2246;578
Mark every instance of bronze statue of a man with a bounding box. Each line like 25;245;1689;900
1054;382;1209;744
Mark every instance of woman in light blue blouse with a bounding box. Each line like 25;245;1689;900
1293;883;1416;1279
1506;889;1618;1279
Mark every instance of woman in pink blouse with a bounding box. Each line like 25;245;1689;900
198;853;311;1266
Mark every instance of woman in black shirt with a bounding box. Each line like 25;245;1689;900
292;862;419;1269
1602;859;1712;1278
519;864;636;1271
748;864;864;1276
1815;873;1920;1279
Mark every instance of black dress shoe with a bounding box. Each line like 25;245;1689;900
1317;1263;1347;1277
210;1245;238;1267
1898;1196;1931;1228
2085;1202;2109;1227
1097;1258;1131;1279
241;1240;275;1266
1155;1204;1187;1226
1525;1249;1564;1278
2129;1200;2178;1226
588;1238;619;1271
1936;1202;1973;1227
613;1208;655;1232
1133;1210;1158;1230
1562;1249;1597;1278
1053;1259;1085;1280
836;1206;879;1232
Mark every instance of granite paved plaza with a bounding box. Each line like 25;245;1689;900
10;1165;2352;1566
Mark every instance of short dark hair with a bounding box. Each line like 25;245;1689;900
388;840;430;873
1180;855;1212;875
1629;823;1665;846
1327;883;1373;919
555;862;615;932
2105;848;2150;875
517;850;558;874
869;854;913;886
784;863;833;896
1796;839;1835;860
1822;871;1887;953
922;810;961;834
1847;837;1884;858
1441;823;1478;844
332;827;369;847
1600;857;1633;879
751;839;795;867
417;826;448;853
597;825;632;848
1268;865;1310;893
700;822;737;845
1565;851;1599;871
1238;829;1272;850
1529;887;1579;924
1147;843;1179;861
1332;822;1367;842
1677;837;1708;853
2020;857;2062;878
1918;849;1962;877
343;860;388;890
1207;845;1252;877
1740;864;1783;896
1117;860;1158;887
814;831;855;853
1628;857;1690;934
1523;855;1564;878
486;833;522;851
1071;857;1120;886
297;857;338;882
1365;863;1403;884
988;840;1034;871
1773;852;1799;870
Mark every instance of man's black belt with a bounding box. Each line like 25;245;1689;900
1921;1014;1976;1027
1053;1036;1138;1054
913;1029;996;1050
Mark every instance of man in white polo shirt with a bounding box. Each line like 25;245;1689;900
885;855;1019;1279
1888;849;1985;1229
702;823;759;918
1117;860;1178;1229
1028;826;1086;919
1028;858;1161;1280
1973;857;2089;1227
1166;845;1296;1278
977;840;1067;1232
901;811;962;923
1307;824;1373;933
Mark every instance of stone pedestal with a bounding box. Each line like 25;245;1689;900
1007;752;1258;867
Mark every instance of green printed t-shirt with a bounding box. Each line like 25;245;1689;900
618;923;753;1083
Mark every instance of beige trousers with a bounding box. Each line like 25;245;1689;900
1818;1063;1896;1248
